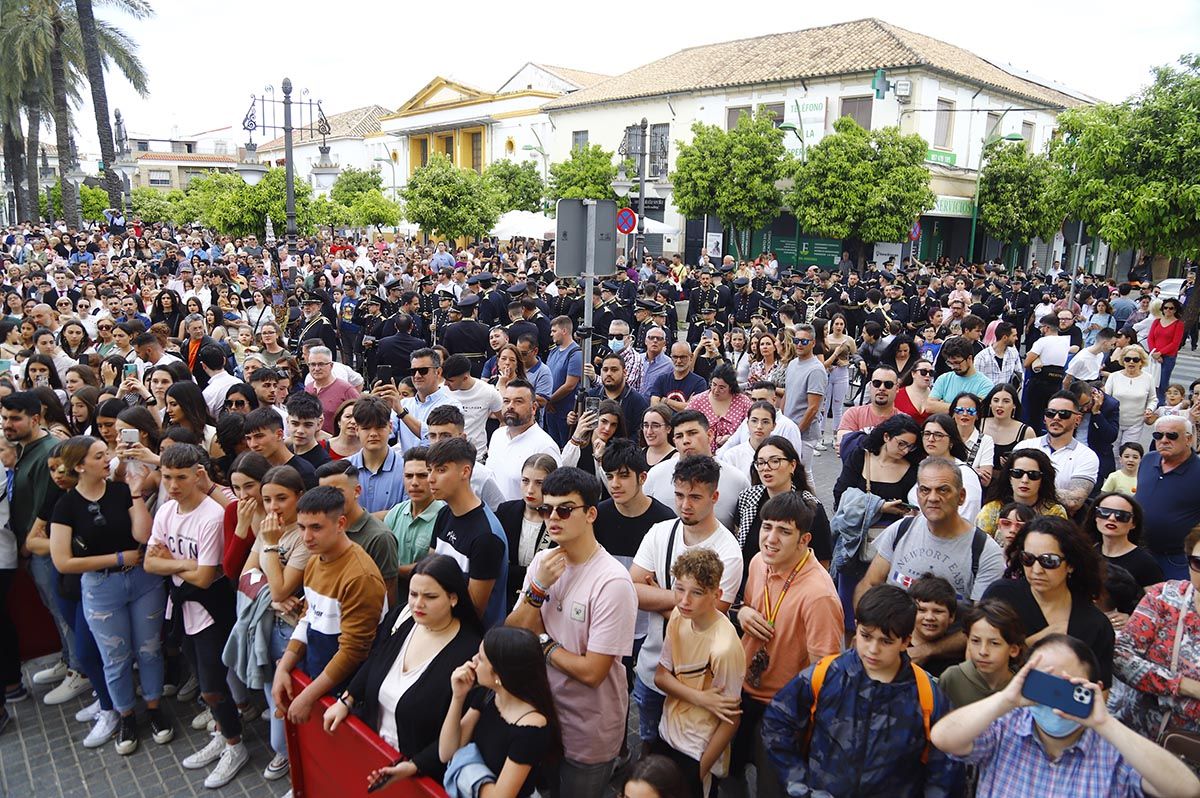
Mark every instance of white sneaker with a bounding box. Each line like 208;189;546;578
260;706;271;722
182;733;225;770
191;706;213;730
75;698;101;723
204;742;249;789
44;670;91;705
262;752;290;781
32;661;67;686
281;791;293;798
176;674;199;703
84;710;121;748
814;440;828;452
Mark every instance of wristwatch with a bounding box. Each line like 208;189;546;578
398;406;409;419
262;545;281;554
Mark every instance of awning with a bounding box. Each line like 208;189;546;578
385;118;492;137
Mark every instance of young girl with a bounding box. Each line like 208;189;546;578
936;599;1024;708
1148;383;1189;425
1101;442;1142;495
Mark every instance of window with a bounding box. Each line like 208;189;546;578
148;170;171;187
726;106;751;131
934;99;955;149
761;103;785;128
571;130;589;151
213;141;228;155
136;140;149;152
417;138;428;167
442;136;454;160
648;123;669;179
470;132;483;173
839;97;873;130
985;112;1002;139
1022;121;1035;152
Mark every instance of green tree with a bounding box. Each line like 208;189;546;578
403;154;499;240
173;171;247;227
484;159;545;212
129;185;176;224
977;140;1063;256
350;188;401;231
671;121;728;225
37;179;105;220
311;194;354;230
547;144;617;203
787;117;935;263
207;167;316;239
716;110;790;257
329;166;384;207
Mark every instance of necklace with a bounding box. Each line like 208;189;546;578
555;542;601;612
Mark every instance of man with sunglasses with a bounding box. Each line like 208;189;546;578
835;366;900;453
1013;392;1098;514
783;324;827;468
1136;416;1200;580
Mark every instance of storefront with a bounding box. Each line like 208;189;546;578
916;194;975;263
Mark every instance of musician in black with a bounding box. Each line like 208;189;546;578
439;294;491;377
687;269;720;322
294;292;338;358
430;290;454;344
730;277;762;326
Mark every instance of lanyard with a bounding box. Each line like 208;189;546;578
760;549;811;627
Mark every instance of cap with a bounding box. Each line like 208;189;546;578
699;304;717;314
760;299;778;314
718;264;735;274
506;282;527;295
476;271;495;284
466;275;481;286
300;292;323;305
654;263;670;275
384;278;402;291
456;294;480;310
601;280;619;293
635;298;658;312
362;295;382;306
733;277;750;287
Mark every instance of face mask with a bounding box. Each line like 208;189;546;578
609;338;625;353
1028;704;1082;738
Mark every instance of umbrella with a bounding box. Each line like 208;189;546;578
491;209;555;239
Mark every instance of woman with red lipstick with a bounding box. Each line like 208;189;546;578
975;450;1066;541
1089;492;1163;589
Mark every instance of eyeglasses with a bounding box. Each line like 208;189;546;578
1009;468;1042;481
225;399;248;409
535;504;584;520
914;368;934;377
1019;551;1065;569
642;421;665;430
922;430;948;441
670;354;691;361
754;456;790;471
87;502;107;527
411;366;433;376
871;379;896;389
1044;409;1079;420
1095;506;1134;523
1188;555;1200;574
1152;430;1182;441
953;406;977;416
892;439;916;453
308;361;331;368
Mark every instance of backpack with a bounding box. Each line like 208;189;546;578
891;516;988;596
804;653;935;764
839;429;870;464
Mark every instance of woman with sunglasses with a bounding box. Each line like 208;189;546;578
976;450;1065;540
1104;344;1157;446
1090;492;1163;589
1110;525;1200;739
1149;298;1185;404
894;359;934;425
910;414;982;523
220;383;259;416
978;383;1033;468
950;392;994;486
982;516;1113;686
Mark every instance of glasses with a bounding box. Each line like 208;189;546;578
953;406;978;416
914;368;934;377
642;421;665;430
225;399;248;409
1152;430;1183;442
922;430;948;441
670;354;691;361
1009;468;1042;481
411;366;433;376
892;439;916;453
308;361;331;368
1122;357;1142;364
1188;555;1200;573
754;456;790;471
87;502;107;527
997;518;1027;531
1095;506;1134;523
797;339;812;346
97;325;112;331
1019;551;1065;569
535;504;584;520
1044;409;1079;420
871;380;896;389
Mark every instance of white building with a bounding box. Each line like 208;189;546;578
256;105;393;197
542;18;1089;267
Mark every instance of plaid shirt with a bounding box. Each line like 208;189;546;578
621;345;645;395
973;343;1023;387
956;708;1145;798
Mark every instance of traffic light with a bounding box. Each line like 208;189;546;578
872;69;889;100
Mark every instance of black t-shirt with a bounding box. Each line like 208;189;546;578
50;482;138;557
467;690;549;798
1103;547;1165;589
594;497;676;559
295;445;332;470
37;482;65;524
433;504;506;581
283;454;319;489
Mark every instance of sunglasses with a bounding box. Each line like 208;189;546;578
1009;468;1042;481
914;368;934;377
1044;409;1078;420
535;504;584;520
997;518;1027;531
225;399;248;409
1152;431;1183;441
87;502;107;527
1189;555;1200;573
797;339;812;346
1019;551;1065;569
871;380;896;389
411;366;433;376
1122;357;1142;364
1095;506;1134;523
953;406;977;416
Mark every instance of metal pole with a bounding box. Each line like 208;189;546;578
282;77;297;257
635;118;648;265
581;200;597;396
1067;219;1083;312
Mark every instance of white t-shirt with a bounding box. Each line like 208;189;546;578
1013;435;1099;493
643;457;750;532
1066;348;1105;382
1030;335;1071;368
632;519;743;694
450;380;503;459
148;496;226;634
874;515;1005;601
487;424;560;502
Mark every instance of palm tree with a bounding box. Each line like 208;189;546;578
73;0;153;210
0;96;30;223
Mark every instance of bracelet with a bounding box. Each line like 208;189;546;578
206;484;217;496
530;575;550;595
543;642;560;663
523;589;546;609
337;692;352;708
527;580;548;599
116;551;125;568
130;494;143;501
262;545;281;554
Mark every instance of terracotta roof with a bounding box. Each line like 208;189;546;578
259;104;392;151
135;152;235;163
535;64;611;90
544;18;1083;111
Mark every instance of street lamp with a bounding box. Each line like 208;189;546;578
373;154;398;201
521;144;548;181
778;122;807;161
968;131;1024;263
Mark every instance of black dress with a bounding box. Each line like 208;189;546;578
463;690;550;798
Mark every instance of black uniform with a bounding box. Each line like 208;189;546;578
731;290;763;326
688;286;721;322
293;313;338;357
440;319;491;377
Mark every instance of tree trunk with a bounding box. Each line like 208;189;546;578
74;0;123;211
3;121;28;223
49;17;79;228
23;97;41;222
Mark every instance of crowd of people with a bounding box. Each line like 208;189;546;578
1;216;1200;798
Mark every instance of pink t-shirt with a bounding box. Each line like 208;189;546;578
524;546;637;765
149;496;226;635
837;403;898;435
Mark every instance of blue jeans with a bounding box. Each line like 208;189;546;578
82;567;166;713
262;616;294;756
1159;355;1178;404
54;593;114;712
550;757;616;798
632;675;665;744
1155;553;1190;581
27;554;78;671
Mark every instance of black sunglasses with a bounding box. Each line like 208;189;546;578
1009;468;1042;481
411;366;433;376
225;399;248;408
1153;431;1182;441
1044;409;1078;420
1095;506;1134;523
871;379;896;389
535;504;584;520
1188;555;1200;574
1019;551;1065;569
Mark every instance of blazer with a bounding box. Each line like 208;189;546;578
494;499;549;612
1086;393;1121;485
346;605;482;778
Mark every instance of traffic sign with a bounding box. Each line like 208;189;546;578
556;199;618;278
909;221;922;241
616;207;637;235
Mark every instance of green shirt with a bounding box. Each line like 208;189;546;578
13;432;55;548
346;509;400;583
383;499;445;566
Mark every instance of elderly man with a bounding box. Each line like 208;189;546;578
639;326;672;400
303;346;359;434
1137;415;1200;579
650;341;707;412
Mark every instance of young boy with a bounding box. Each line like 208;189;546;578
654;548;746;798
1101;441;1142;495
285;392;332;469
907;575;961;677
761;584;962;796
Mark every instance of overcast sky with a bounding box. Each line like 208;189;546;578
75;0;1199;153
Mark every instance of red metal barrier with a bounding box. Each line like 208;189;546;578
285;669;449;798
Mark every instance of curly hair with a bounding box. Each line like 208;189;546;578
1007;515;1104;602
670;547;724;593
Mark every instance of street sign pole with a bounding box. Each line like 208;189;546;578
582;200;597;391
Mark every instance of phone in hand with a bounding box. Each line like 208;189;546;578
123;363;138;379
120;428;140;445
1021;668;1094;718
367;760;403;793
584;396;600;416
375;365;393;385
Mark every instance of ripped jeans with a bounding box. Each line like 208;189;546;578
82;567;166;714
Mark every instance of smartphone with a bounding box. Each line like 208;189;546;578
702;329;714;341
894;502;917;513
120;428;140;445
367;760;404;793
584;396;601;416
376;364;393;385
123;363;138;379
1021;668;1094;718
33;375;48;388
0;360;10;374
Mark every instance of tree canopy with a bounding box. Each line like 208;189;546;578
403;154;499;240
548;144;618;203
977;140;1063;251
671;121;727;223
330;166;384;207
484;159;545;213
350;188;402;231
